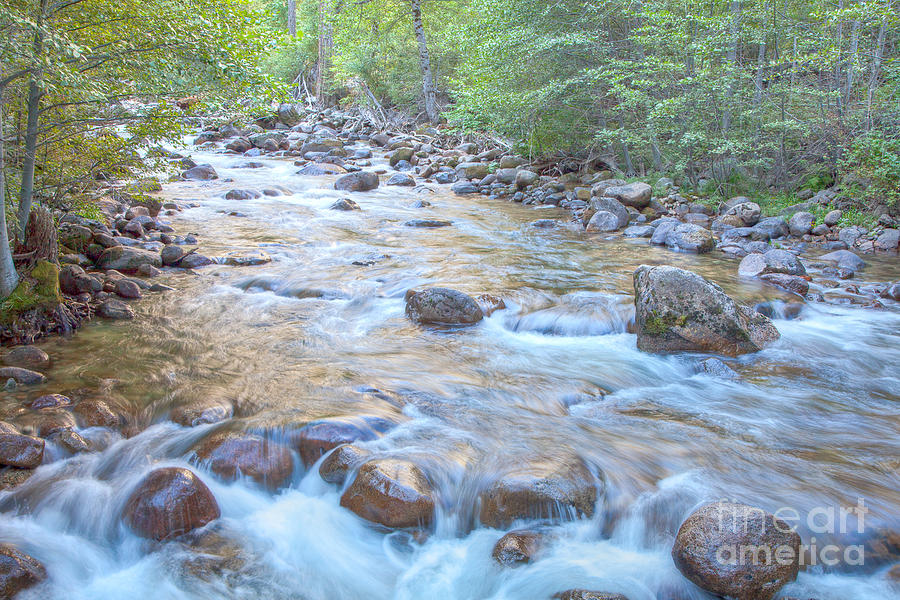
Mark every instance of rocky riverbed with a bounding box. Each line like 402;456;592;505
0;106;898;599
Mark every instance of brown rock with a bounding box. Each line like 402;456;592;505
405;288;484;326
30;393;72;410
73;399;120;428
115;279;142;299
340;459;435;528
124;467;220;540
194;431;293;490
0;434;45;468
0;367;46;385
0;468;33;490
49;429;92;453
319;444;370;485
554;591;628;600
0;545;46;598
170;399;233;427
295;419;380;467
2;346;50;369
36;411;77;437
492;529;544;566
479;456;598;528
672;501;801;600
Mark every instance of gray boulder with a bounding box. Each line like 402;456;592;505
334;171;379;192
819;249;865;272
738;249;807;277
405;288;483;326
604;182;652;209
788;211;815;236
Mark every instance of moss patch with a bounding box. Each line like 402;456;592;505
644;311;687;336
0;261;62;324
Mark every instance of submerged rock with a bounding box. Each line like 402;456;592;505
340;459;435;528
479;456;597;528
492;529;544;566
319;444;371;485
194;431;293;490
295;418;381;467
633;265;779;356
819;249;866;272
181;164;218;181
0;545;46;598
0;367;46;385
554;592;629;600
738;250;807;277
0;433;45;468
2;346;50;369
124;467;220;541
405;288;484;326
672;501;801;600
96;299;135;320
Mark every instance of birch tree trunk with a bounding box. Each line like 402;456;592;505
16;0;49;244
287;0;297;37
315;0;333;104
410;0;439;123
0;87;20;300
722;0;740;135
865;20;886;130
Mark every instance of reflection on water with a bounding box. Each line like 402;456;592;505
2;148;898;599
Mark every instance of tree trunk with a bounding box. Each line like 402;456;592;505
866;20;886;130
315;0;334;104
287;0;297;37
722;0;740;134
844;20;859;106
0;88;20;300
752;40;766;107
410;0;439;123
16;0;49;244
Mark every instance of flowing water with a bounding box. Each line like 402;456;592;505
2;146;899;599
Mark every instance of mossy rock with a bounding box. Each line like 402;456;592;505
0;261;62;324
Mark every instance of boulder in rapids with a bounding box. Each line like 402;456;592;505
492;529;544;566
0;545;46;598
404;219;452;228
330;198;361;211
224;189;261;200
334;171;379;192
194;431;293;490
179;253;215;269
672;501;801;600
405;287;484;326
386;173;416;187
124;467;220;540
554;592;629;600
96;246;162;272
297;163;346;176
181;164;218;180
295;418;385;467
319;444;371;485
3;346;50;370
633;265;779;356
479;456;598;528
340;458;435;528
225;137;252;153
73;399;120;429
0;433;44;468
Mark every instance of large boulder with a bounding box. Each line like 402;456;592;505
672;501;801;600
295;418;382;467
750;217;789;240
663;223;716;253
788;211;815;236
0;367;46;385
722;202;762;227
339;459;435;528
492;530;544;566
819;249;866;272
405;288;484;326
0;545;46;598
194;431;293;490
3;346;50;369
182;164;218;180
123;467;220;540
59;265;102;295
585;211;621;232
633;265;779;356
587;197;629;229
479;456;597;528
604;182;652;209
319;444;371;485
456;162;489;180
738;249;807;277
0;433;44;468
515;170;538;189
389;147;415;167
96;246;162;272
334;171;379;192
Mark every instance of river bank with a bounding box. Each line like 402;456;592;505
0;106;898;599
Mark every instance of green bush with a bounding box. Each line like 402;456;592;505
840;133;900;209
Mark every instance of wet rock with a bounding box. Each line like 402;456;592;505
297;163;347;176
340;459;435;528
334;171;379;192
479;457;597;528
170;399;233;427
0;468;33;490
60;264;102;295
587;196;630;229
49;429;92;454
115;279;142;299
3;346;49;369
875;229;899;251
788;211;815;236
386;173;415;186
738;250;807;277
672;501;801;600
124;467;220;540
604;182;652;209
295;419;380;467
475;294;506;317
0;434;44;468
0;545;46;598
722;202;762;227
530;219;557;229
30;394;72;410
225;189;261;200
698;357;739;379
405;219;452;228
554;592;628;600
97;246;162;272
757;273;808;296
194;431;293;490
389;147;415;167
405;287;484;326
451;181;478;195
663;223;716;253
160;244;185;266
435;171;458;185
97;299;135;320
633;265;780;356
0;367;46;385
623;225;654;238
330;198;361;211
585;211;621;232
179;254;214;269
223;251;271;267
225;137;252;153
750;217;789;240
36;411;77;436
73;399;120;428
138;263;161;277
819;249;865;272
319;444;371;485
492;530;544;566
182;164;218;180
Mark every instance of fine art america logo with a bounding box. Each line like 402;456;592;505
714;498;870;567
